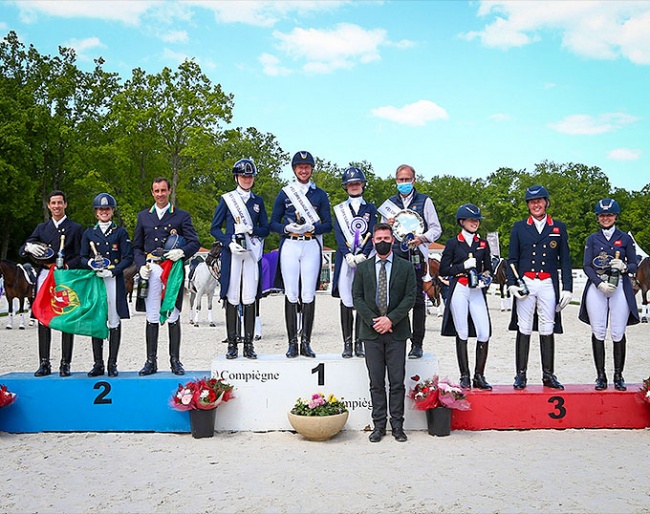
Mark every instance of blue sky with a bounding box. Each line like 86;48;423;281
2;1;649;191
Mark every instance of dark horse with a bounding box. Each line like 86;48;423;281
493;258;511;311
422;257;442;308
123;263;138;305
634;256;650;323
0;260;34;330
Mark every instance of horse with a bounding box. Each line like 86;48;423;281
0;260;34;330
493;258;511;312
123;263;138;305
635;256;650;323
188;242;222;327
423;256;442;311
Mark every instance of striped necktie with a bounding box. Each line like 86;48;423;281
378;259;387;316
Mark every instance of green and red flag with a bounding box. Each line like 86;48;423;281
159;259;184;324
32;268;108;339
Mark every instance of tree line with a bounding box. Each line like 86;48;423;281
2;31;649;266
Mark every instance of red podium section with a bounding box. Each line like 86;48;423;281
452;384;650;430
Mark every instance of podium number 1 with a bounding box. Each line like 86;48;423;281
312;363;325;386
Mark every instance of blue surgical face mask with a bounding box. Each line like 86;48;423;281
397;182;413;195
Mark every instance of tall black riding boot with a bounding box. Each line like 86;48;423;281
300;301;316;357
592;334;607;390
340;303;354;358
353;311;365;357
455;337;471;389
225;302;239;359
513;331;530;389
473;341;493;390
242;303;257;359
139;322;159;376
285;298;299;358
59;332;74;377
613;335;627;391
408;302;425;359
168;320;184;375
107;325;121;377
34;323;52;377
88;337;105;377
540;334;564;389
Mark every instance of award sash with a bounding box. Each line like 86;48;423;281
223;191;264;262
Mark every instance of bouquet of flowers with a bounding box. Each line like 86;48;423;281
0;384;17;408
291;392;348;417
407;375;470;411
640;378;650;405
170;377;234;411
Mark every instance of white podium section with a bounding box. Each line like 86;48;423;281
211;353;438;431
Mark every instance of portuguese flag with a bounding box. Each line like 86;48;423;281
159;259;184;324
33;268;109;339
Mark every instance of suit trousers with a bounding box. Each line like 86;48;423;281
364;334;407;430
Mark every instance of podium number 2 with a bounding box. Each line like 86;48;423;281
312;363;325;386
93;381;113;405
548;396;566;419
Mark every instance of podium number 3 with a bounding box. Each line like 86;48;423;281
93;381;113;404
548;396;566;419
312;363;325;386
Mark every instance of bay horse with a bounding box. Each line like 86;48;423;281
188;242;222;327
422;256;442;309
0;260;34;330
635;256;650;322
123;263;138;305
493;258;511;312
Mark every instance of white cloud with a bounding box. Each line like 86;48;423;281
14;0;154;26
548;113;639;135
187;0;349;27
259;53;291;76
371;100;449;127
63;37;105;60
607;148;642;161
273;23;388;74
489;113;511;122
462;1;650;64
161;31;189;44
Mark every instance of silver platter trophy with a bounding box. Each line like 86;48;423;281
30;244;55;261
88;241;111;270
393;209;425;252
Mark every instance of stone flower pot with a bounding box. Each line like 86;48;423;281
287;411;349;441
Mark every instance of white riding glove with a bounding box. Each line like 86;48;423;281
234;223;251;235
96;269;113;279
164;249;185;262
139;265;151;280
354;254;367;264
229;242;247;254
25;242;46;257
597;282;617;295
508;285;526;300
463;257;477;270
345;253;357;268
557;290;573;311
302;223;315;234
285;223;304;234
609;259;627;272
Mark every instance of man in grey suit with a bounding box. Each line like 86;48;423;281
353;223;417;442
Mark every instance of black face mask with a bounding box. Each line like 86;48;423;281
374;241;392;256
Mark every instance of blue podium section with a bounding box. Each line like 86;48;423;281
0;371;210;433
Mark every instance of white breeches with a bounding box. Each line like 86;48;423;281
145;263;180;324
337;259;356;308
227;251;258;306
515;277;555;336
280;239;321;303
449;284;490;341
585;282;628;341
102;275;120;329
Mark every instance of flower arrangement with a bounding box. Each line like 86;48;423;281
0;384;17;408
291;392;348;417
170;377;234;411
407;375;470;411
640;378;650;405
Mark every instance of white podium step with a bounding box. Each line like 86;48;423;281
211;353;439;431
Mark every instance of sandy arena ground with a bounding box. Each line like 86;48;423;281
0;290;649;513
